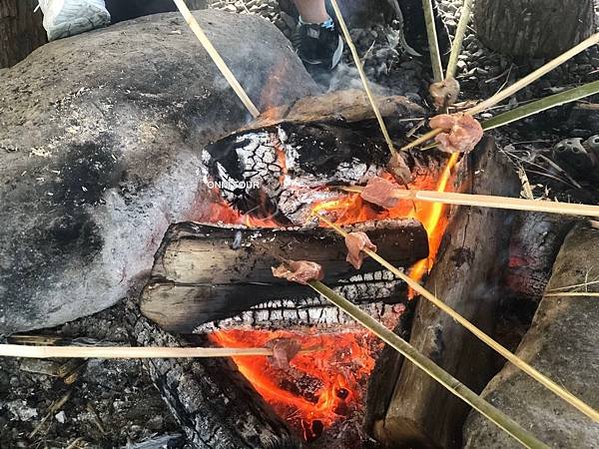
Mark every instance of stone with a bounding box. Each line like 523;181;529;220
0;10;319;334
463;223;599;449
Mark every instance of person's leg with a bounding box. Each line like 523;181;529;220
39;0;110;41
291;0;344;70
292;0;329;23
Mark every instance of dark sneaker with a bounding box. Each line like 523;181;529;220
292;18;344;71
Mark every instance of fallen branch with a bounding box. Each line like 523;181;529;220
329;0;398;158
343;184;599;218
315;214;599;423
307;280;550;449
172;0;260;118
0;344;317;359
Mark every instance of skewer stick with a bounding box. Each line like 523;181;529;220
466;32;599;116
329;0;398;157
0;344;317;359
308;280;550;449
422;0;444;82
340;185;599;218
445;0;473;79
172;0;260;118
402;33;599;150
315;214;599;423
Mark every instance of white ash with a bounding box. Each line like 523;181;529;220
194;270;405;332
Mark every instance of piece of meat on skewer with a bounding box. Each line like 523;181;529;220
345;232;378;270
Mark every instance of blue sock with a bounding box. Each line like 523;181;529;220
299;16;335;30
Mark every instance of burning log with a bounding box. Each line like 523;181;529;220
127;306;302;449
372;138;522;448
202;90;429;225
140;220;428;332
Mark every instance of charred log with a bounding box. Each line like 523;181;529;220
127;304;302;449
202;91;430;225
371;138;521;449
141;220;428;332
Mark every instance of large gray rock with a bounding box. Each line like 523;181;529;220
0;10;319;334
463;223;599;449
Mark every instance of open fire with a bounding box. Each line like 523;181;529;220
198;123;461;442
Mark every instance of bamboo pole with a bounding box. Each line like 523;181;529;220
545;292;599;298
315;214;599;423
422;0;444;82
0;344;316;359
172;0;260;118
342;185;599;218
307;280;550;449
329;0;398;158
445;0;473;79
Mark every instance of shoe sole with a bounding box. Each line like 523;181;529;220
47;3;110;41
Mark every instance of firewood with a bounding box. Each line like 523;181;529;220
140;220;428;332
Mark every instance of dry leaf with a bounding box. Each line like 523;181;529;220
429;77;461;109
345;232;377;269
430;113;484;153
360;176;400;209
272;260;324;285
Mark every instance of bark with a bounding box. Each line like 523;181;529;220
372;138;521;449
0;0;46;68
140;220;428;332
474;0;596;58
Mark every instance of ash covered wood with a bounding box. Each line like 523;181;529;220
371;138;521;449
202;90;432;225
127;306;301;449
141;219;427;332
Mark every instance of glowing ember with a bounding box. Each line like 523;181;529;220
210;330;378;441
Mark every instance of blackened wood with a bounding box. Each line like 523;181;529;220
474;0;595;58
141;219;428;332
376;138;521;449
128;305;302;449
0;0;46;68
504;212;575;302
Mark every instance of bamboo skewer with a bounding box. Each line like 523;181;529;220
172;0;260;118
0;344;317;359
466;32;599;116
421;0;444;82
445;0;473;79
307;280;550;449
329;0;398;158
340;185;599;218
402;32;599;151
315;214;599;423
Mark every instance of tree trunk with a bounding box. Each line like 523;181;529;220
0;0;46;68
474;0;595;58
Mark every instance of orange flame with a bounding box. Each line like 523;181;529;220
210;329;379;441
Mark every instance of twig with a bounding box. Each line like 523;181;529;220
421;0;444;82
307;280;550;449
65;437;85;449
445;0;473;79
466;32;599;116
548;279;599;292
172;0;260;118
0;345;317;359
338;186;599;218
315;214;599;423
329;0;398;158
